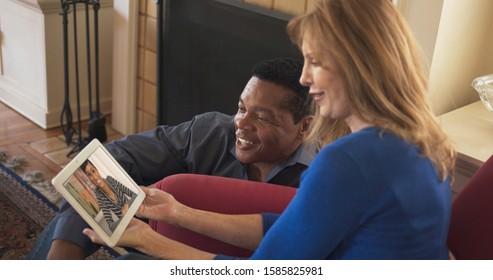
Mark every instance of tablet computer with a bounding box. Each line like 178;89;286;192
51;139;145;248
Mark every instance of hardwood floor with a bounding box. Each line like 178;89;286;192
0;101;123;183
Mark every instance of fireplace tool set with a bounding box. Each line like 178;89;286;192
60;0;107;157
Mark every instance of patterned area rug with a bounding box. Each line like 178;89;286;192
0;162;57;259
0;163;114;259
0;147;62;207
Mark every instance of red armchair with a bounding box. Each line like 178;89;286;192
149;174;296;258
448;154;493;259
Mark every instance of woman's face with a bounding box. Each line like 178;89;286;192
84;162;103;188
299;37;351;121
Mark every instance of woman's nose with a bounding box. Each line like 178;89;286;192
299;65;312;87
300;71;311;87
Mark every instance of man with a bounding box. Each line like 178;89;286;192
27;58;313;259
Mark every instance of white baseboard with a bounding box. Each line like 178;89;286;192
0;84;111;129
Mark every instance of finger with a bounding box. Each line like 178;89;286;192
136;204;149;218
139;183;156;190
82;228;106;245
142;187;154;196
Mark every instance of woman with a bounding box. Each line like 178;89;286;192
82;160;136;232
84;0;456;259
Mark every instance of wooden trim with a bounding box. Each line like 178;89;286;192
111;0;138;134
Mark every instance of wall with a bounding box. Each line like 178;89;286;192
0;0;114;129
0;0;48;127
111;1;138;136
396;0;493;115
428;0;493;115
398;0;444;65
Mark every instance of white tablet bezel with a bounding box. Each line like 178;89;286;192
51;139;145;248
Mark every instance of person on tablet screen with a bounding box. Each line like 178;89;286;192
81;160;136;232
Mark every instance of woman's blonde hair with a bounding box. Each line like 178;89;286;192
287;0;456;181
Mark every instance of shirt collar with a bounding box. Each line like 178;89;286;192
229;142;314;181
291;143;314;167
229;141;313;165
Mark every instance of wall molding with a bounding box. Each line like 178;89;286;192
15;0;114;14
111;0;138;134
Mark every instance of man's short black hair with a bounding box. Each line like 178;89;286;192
251;58;311;123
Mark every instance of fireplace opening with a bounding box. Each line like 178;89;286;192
156;0;302;125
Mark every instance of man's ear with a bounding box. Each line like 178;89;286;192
298;116;313;139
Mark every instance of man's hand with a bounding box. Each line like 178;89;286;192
47;240;85;260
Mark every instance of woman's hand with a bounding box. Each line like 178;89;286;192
83;218;151;249
84;217;217;260
137;187;183;224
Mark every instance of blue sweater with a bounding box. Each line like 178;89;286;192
217;127;451;260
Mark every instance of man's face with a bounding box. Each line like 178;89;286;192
234;77;305;166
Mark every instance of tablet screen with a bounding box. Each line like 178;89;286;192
52;139;145;247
